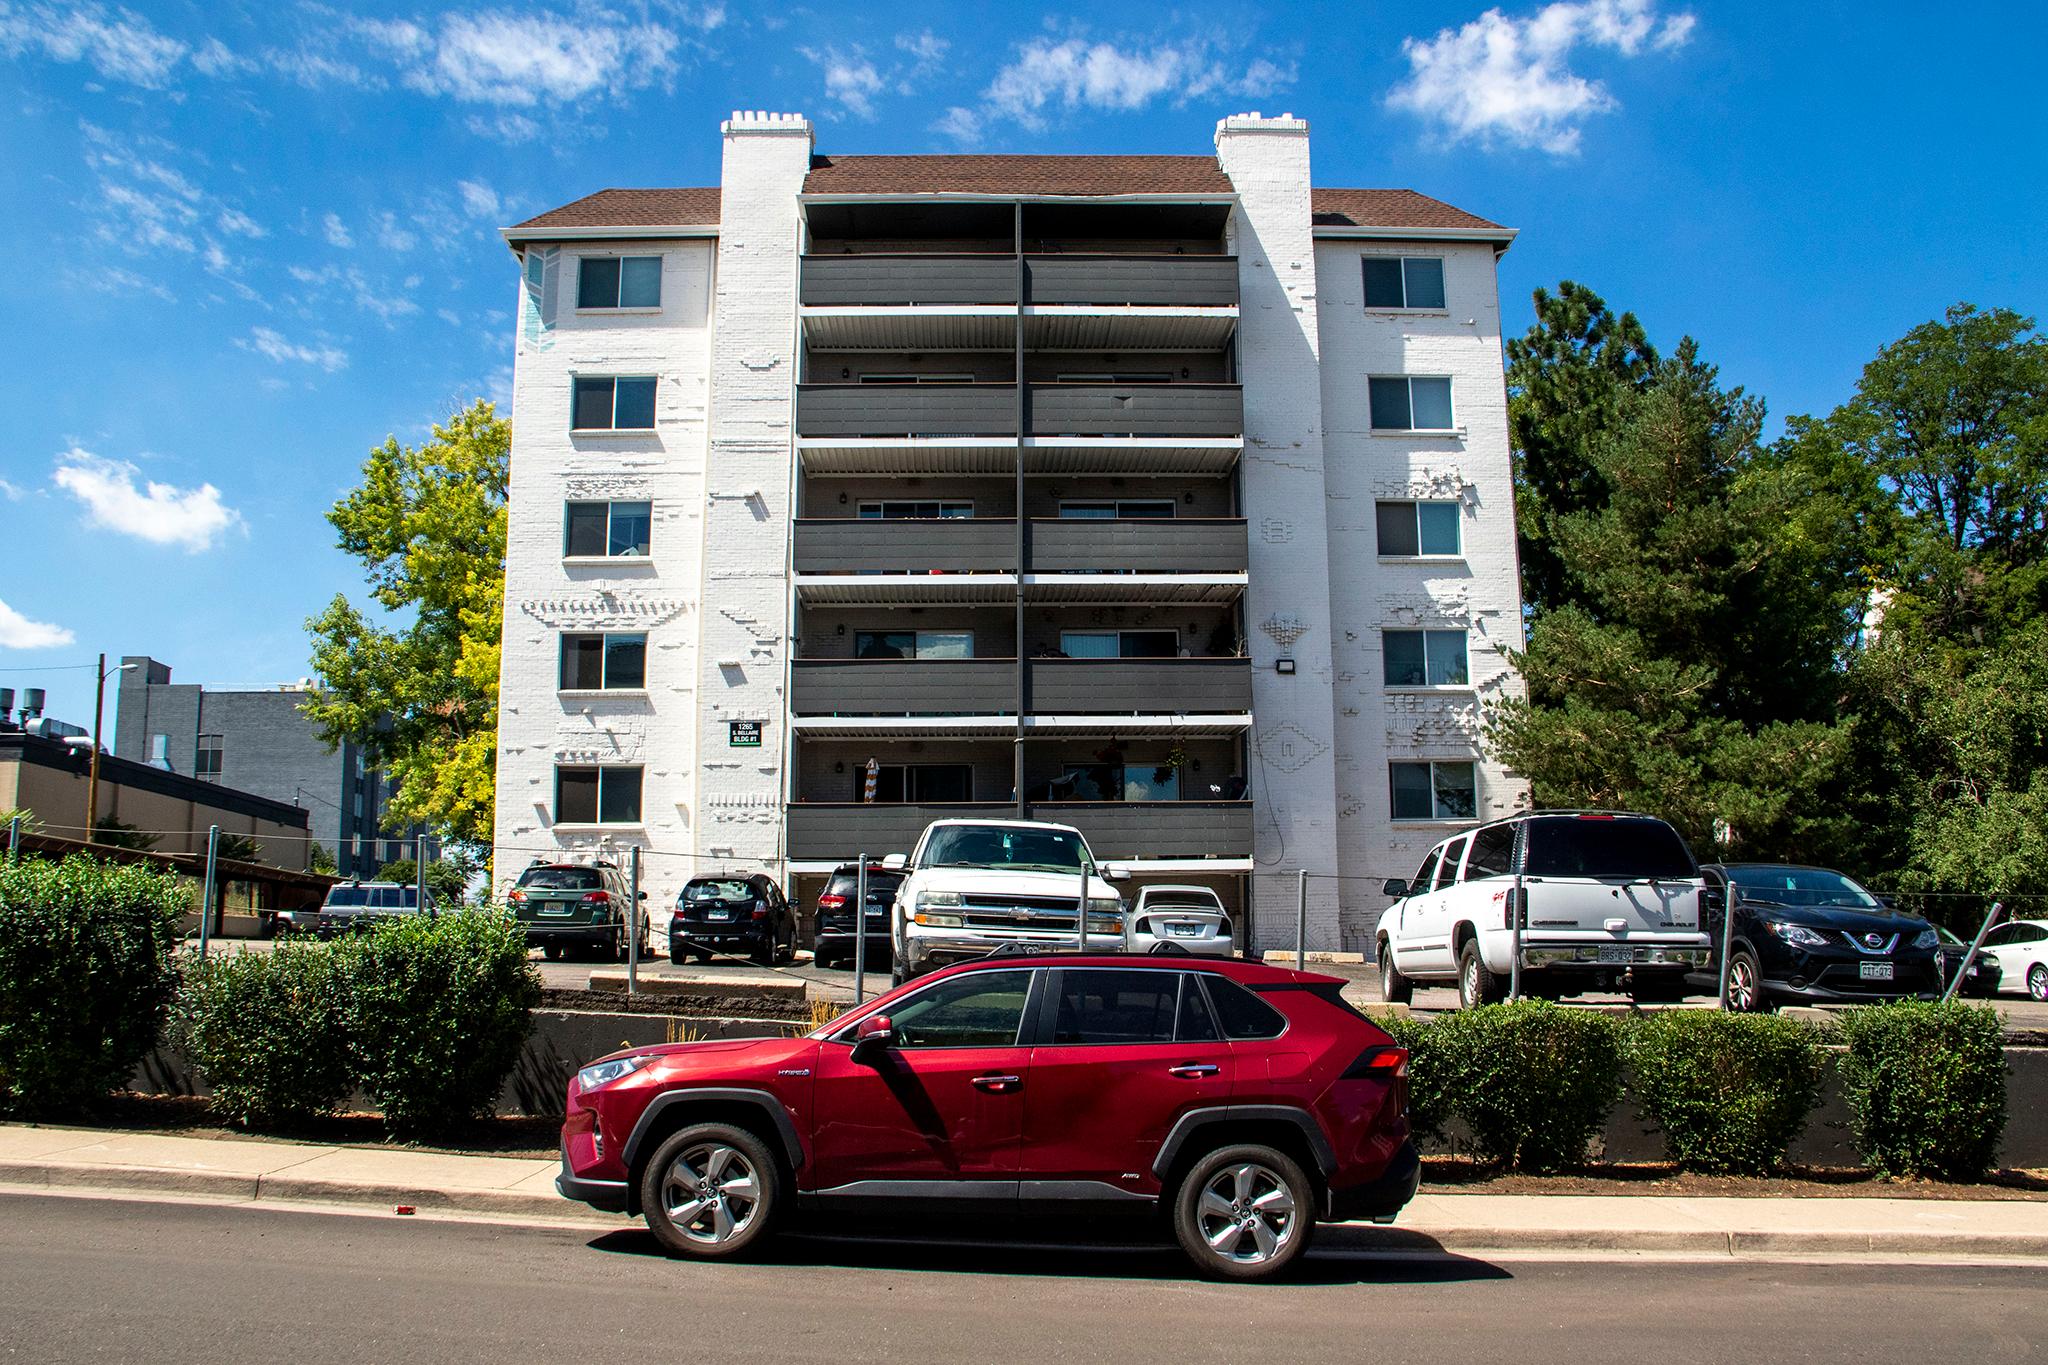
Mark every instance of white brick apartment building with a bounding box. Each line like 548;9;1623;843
491;110;1527;952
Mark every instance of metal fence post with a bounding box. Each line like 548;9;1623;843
1077;856;1089;954
853;854;868;1006
1509;870;1524;1000
1718;879;1740;1010
199;825;220;958
627;845;642;996
416;836;430;920
6;814;18;861
1295;869;1308;972
1942;900;2005;1005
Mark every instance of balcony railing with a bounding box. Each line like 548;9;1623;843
1027;658;1251;714
1027;518;1247;574
785;800;1253;862
1028;384;1242;439
791;659;1017;716
800;255;1018;307
795;385;1016;440
1025;255;1238;307
792;518;1017;575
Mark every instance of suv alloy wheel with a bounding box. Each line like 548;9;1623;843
1457;939;1502;1009
640;1122;782;1259
1172;1143;1316;1281
1379;944;1413;1004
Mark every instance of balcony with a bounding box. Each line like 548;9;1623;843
795;384;1016;440
1028;518;1247;574
1027;657;1251;714
791;659;1017;717
792;517;1016;605
797;254;1238;351
785;800;1253;864
1029;383;1242;440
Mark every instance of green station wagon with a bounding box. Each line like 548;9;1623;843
509;860;648;962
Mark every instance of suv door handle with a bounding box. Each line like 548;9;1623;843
1167;1063;1221;1078
971;1074;1023;1094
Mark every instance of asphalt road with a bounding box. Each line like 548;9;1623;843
3;1192;2043;1364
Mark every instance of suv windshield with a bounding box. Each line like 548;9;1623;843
1523;816;1696;880
1728;866;1882;910
324;887;368;908
827;870;902;900
920;825;1087;874
519;867;603;891
686;880;754;901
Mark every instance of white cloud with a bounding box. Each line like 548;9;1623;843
215;206;264;237
896;29;947;66
189;35;245;77
457;178;500;219
322;211;353;248
0;598;75;649
977;35;1294;130
373;210;417;252
1387;0;1695;155
239;325;348;371
362;9;679;107
465;110;541;142
932;105;982;145
51;449;241;552
0;2;188;88
0;477;25;500
803;46;883;119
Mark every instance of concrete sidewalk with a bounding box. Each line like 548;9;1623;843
3;1123;2044;1260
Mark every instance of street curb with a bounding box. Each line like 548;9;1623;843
5;1158;2045;1259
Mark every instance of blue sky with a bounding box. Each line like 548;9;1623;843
1;0;2042;728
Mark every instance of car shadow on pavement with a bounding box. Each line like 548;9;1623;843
587;1220;1510;1286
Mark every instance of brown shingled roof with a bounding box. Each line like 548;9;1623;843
803;154;1233;197
1310;188;1504;232
509;187;720;232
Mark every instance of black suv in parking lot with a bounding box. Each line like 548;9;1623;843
811;863;902;969
1692;863;1941;1010
670;873;797;966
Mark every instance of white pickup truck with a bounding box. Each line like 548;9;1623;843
884;818;1127;984
1374;810;1714;1008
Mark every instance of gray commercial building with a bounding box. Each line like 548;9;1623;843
113;656;419;878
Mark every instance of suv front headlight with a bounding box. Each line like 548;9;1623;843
1766;921;1831;949
916;890;963;910
576;1054;654;1091
1912;928;1939;951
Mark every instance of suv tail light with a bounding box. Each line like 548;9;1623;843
752;902;768;920
508;889;526;905
580;891;611;905
1342;1045;1408;1081
818;894;848;910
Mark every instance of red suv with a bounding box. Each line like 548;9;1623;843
556;953;1418;1280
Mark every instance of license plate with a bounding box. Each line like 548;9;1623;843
539;906;572;917
707;909;732;921
1859;962;1894;981
864;906;883;917
1596;946;1633;965
1167;922;1201;937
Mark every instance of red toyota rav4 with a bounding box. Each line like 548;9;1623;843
557;953;1418;1280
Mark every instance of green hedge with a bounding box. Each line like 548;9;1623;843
1433;1001;1625;1172
172;941;353;1126
340;910;541;1137
0;854;186;1118
1835;1000;2007;1180
1626;1011;1825;1174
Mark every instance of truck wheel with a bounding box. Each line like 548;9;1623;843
1457;939;1503;1009
1378;944;1413;1004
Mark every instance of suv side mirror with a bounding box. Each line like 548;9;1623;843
880;853;908;870
850;1014;895;1067
1101;867;1129;883
1381;878;1408;898
637;890;648;901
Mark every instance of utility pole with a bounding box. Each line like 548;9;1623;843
83;655;136;844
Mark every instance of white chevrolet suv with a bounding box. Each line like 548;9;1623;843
1375;810;1714;1009
884;818;1126;984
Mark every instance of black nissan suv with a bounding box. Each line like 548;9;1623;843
810;863;903;969
1689;863;1941;1010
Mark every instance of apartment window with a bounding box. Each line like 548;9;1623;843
858;500;973;519
855;631;973;660
556;765;643;824
1362;256;1446;310
1058;500;1175;519
577;255;662;309
1059;629;1178;659
1368;377;1455;432
856;764;973;802
572;376;657;431
564;500;652;558
1390;761;1478;821
1376;500;1462;557
1383;629;1470;687
559;633;648;690
195;734;223;780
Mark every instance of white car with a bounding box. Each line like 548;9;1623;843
1375;810;1714;1009
884;818;1126;983
1979;919;2048;1001
1125;885;1234;958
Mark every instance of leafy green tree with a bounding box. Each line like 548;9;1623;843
307;842;337;876
214;833;262;863
303;402;508;844
1487;342;1859;861
1505;281;1659;616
